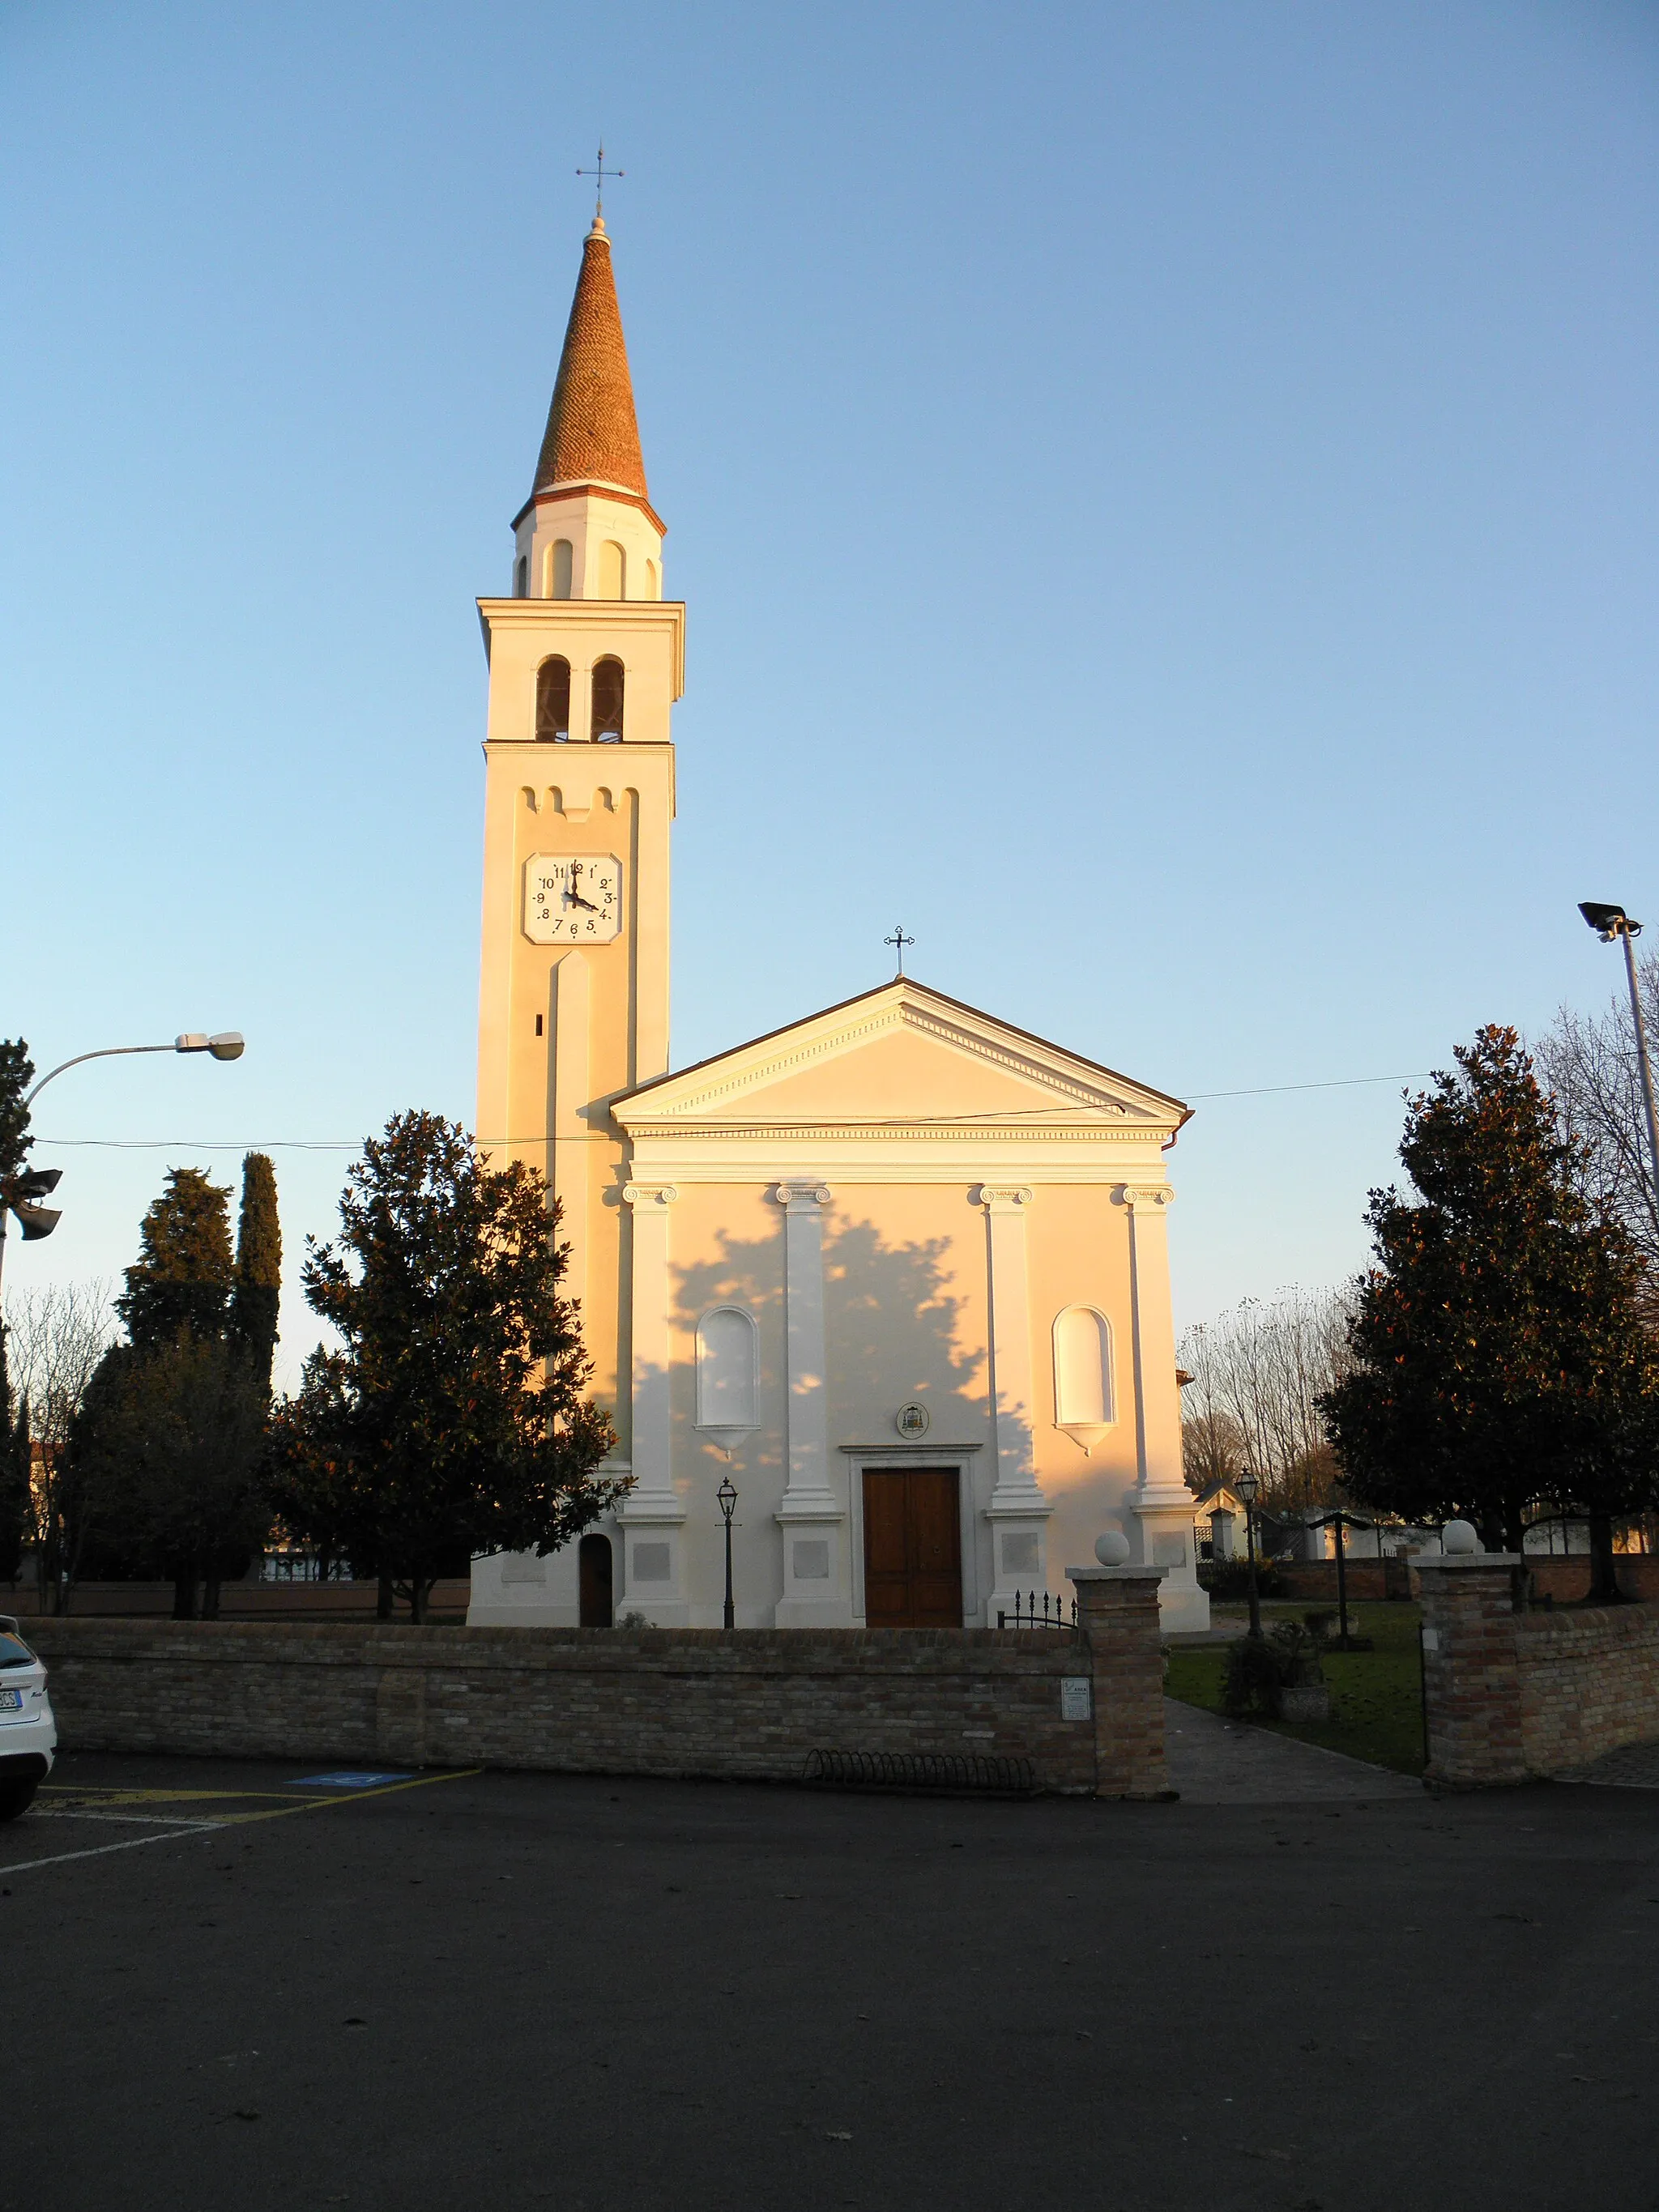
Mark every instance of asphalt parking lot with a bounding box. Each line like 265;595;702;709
2;1752;1656;2212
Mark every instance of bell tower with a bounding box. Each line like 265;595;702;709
475;215;684;1430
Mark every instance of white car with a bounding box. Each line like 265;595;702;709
0;1616;56;1820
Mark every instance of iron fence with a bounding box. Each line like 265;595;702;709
802;1749;1037;1796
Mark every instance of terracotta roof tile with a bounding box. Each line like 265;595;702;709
532;220;649;502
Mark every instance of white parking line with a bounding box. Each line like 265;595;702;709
1;1828;210;1874
28;1809;226;1829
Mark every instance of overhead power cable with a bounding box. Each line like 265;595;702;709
32;1070;1438;1152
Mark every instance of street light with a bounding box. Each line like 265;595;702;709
1235;1467;1263;1641
0;1030;246;1297
716;1475;737;1631
1578;904;1659;1209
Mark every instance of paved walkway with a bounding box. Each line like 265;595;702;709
1163;1696;1422;1804
1555;1737;1659;1788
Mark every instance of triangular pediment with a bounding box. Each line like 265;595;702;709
611;979;1186;1137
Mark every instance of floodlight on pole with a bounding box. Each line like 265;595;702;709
0;1029;247;1297
1577;902;1659;1213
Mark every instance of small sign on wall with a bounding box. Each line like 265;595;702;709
1060;1676;1093;1722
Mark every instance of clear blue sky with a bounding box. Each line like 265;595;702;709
2;1;1655;1387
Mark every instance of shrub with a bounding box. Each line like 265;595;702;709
1222;1622;1328;1715
1222;1635;1283;1715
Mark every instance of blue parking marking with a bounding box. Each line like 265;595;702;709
287;1771;414;1788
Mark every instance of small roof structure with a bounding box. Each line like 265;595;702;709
531;218;650;507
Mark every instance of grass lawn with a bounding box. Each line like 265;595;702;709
1165;1600;1427;1775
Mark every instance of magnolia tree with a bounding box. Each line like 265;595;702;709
268;1112;621;1621
1320;1025;1659;1598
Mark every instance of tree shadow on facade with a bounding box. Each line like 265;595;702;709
670;1211;988;1451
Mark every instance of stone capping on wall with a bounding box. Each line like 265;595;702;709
23;1566;1172;1802
1418;1552;1659;1787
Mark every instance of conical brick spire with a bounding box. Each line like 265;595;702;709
533;219;649;503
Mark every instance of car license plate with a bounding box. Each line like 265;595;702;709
0;1689;21;1711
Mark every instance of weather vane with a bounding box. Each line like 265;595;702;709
885;925;915;976
577;141;624;221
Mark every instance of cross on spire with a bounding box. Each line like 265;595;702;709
577;141;625;222
885;925;915;976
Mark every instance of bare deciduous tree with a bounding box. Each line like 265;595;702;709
1178;1285;1353;1510
1534;948;1659;1293
2;1280;117;1609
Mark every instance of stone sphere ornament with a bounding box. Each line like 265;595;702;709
1441;1519;1479;1555
1094;1530;1131;1566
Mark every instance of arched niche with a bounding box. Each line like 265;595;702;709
550;539;574;599
644;557;659;600
597;539;626;599
1053;1304;1114;1452
514;554;528;599
696;1306;758;1455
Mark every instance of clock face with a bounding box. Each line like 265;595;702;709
523;854;623;944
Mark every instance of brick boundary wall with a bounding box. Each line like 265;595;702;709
1418;1554;1659;1786
19;1567;1171;1801
1276;1556;1659;1607
2;1579;472;1621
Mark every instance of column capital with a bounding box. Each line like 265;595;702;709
773;1179;831;1210
622;1183;679;1209
1115;1183;1174;1213
975;1183;1033;1213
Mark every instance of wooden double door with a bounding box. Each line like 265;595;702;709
862;1468;962;1627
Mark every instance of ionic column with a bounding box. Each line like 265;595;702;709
617;1182;686;1623
976;1183;1051;1626
772;1180;850;1626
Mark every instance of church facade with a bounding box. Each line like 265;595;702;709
467;219;1208;1635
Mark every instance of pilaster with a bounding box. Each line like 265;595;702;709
616;1183;686;1625
1117;1183;1207;1631
975;1183;1053;1628
549;952;590;1313
772;1180;850;1626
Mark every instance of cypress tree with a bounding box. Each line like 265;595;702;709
230;1152;282;1400
0;1038;34;1186
117;1168;235;1352
104;1169;238;1615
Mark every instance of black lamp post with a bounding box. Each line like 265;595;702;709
716;1475;737;1631
1308;1507;1373;1647
1236;1468;1263;1640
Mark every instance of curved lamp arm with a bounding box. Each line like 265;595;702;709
24;1033;245;1108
